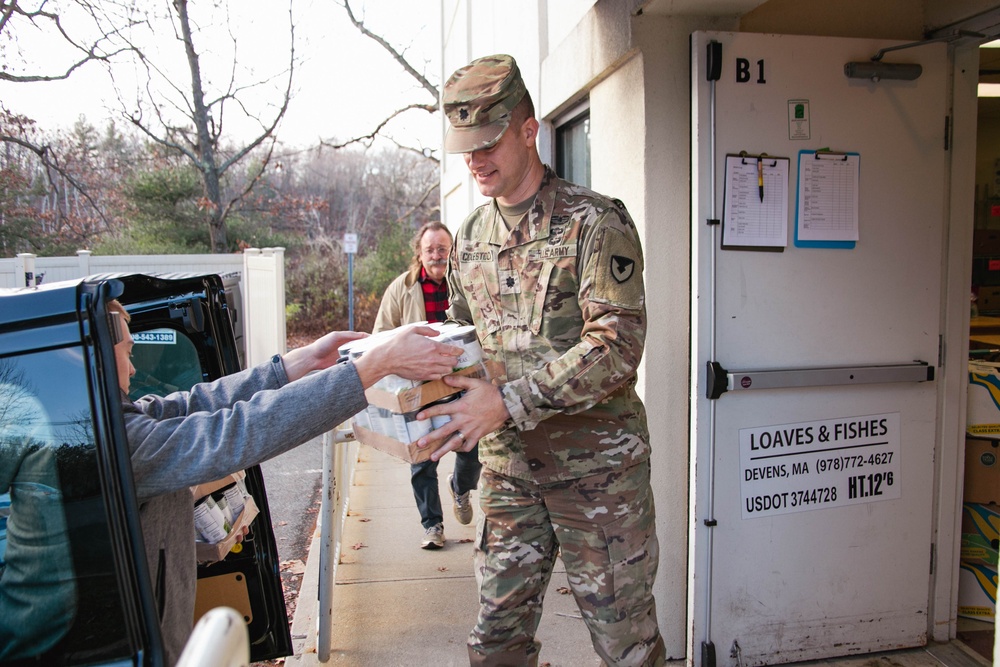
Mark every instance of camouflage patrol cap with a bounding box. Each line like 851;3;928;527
443;54;527;154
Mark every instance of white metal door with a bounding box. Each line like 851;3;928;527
691;31;949;665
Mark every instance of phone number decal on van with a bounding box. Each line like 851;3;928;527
134;329;177;344
739;412;901;519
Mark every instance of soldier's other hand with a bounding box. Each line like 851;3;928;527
415;376;509;461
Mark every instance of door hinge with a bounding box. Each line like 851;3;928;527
944;115;951;151
929;542;935;575
938;334;944;368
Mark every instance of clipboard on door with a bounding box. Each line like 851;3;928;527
721;152;790;251
793;149;860;249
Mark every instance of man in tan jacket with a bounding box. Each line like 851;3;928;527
373;221;482;549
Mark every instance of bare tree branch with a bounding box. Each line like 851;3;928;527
117;0;297;252
0;0;137;83
394;179;439;224
0;125;114;230
328;0;440;154
319;102;435;151
338;0;439;101
385;135;439;164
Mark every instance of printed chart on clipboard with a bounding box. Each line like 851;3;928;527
794;149;860;249
721;153;790;250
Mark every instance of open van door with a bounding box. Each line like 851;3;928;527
0;273;291;665
0;277;163;665
115;273;293;662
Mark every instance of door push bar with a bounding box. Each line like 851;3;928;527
706;360;934;399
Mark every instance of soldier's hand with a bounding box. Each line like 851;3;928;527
415;375;509;461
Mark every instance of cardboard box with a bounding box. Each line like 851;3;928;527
967;362;1000;437
353;424;448;464
963;503;1000;548
962;532;1000;566
973;229;1000;258
977;285;1000;313
364;360;500;414
192;470;246;501
958;560;997;622
965;438;1000;504
195;495;259;563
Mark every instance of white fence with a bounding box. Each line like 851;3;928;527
1;248;287;363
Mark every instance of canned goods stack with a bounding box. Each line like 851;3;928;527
434;324;481;371
346;322;488;450
192;473;258;562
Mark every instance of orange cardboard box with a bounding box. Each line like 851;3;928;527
363;360;501;413
353;424;449;464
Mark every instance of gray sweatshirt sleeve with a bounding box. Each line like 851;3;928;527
125;357;368;500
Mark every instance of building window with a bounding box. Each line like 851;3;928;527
556;109;590;188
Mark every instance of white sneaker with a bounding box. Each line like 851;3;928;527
421;523;445;550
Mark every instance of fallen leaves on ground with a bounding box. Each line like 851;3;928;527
280;559;306;575
556;586;571;595
351;542;367;550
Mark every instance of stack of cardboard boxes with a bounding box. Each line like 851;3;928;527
345;324;497;464
963;364;1000;621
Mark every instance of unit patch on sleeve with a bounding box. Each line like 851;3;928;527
611;255;635;283
592;227;644;309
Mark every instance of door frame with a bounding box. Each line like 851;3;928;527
932;40;979;643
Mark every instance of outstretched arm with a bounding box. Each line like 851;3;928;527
353;325;462;387
282;325;462;388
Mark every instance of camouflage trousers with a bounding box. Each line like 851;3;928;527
468;461;665;667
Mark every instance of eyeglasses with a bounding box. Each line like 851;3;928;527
421;245;450;257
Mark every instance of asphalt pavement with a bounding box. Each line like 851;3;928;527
259;441;325;563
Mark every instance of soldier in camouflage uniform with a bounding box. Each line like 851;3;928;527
415;54;665;667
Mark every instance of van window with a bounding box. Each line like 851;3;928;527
130;327;204;399
0;349;132;664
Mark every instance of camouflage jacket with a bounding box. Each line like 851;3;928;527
447;166;651;483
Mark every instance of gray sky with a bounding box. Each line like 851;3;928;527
2;0;441;151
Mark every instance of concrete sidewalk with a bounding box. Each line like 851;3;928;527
285;444;604;667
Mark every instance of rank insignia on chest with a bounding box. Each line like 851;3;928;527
499;270;521;295
611;255;635;283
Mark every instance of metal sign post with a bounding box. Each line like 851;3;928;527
344;233;358;331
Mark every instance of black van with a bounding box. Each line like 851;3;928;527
0;273;291;665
